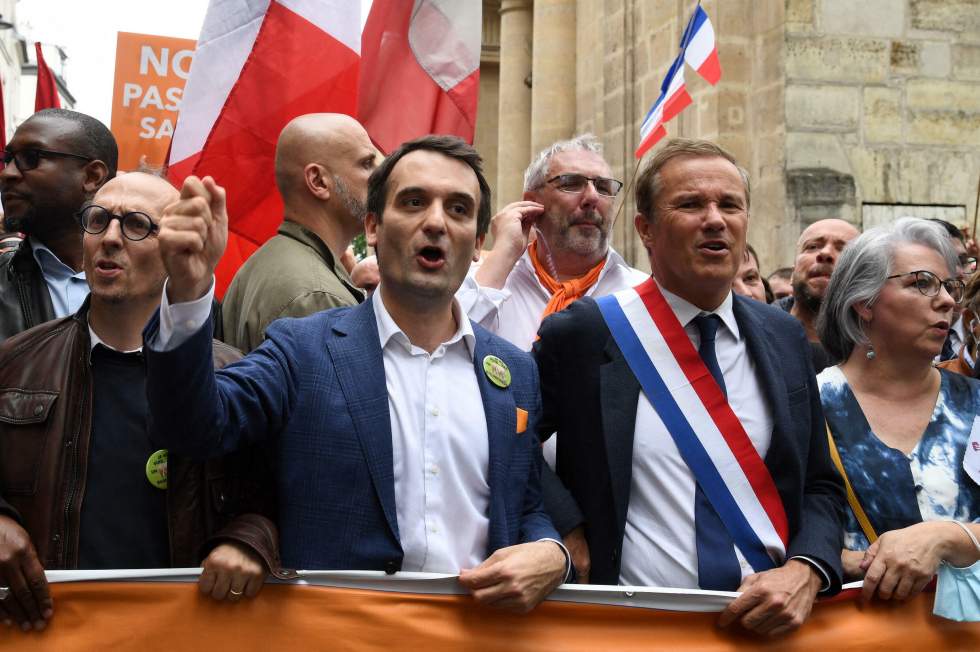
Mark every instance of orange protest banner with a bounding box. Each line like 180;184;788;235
2;581;977;651
109;32;196;171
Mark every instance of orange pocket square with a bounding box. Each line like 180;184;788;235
516;407;528;434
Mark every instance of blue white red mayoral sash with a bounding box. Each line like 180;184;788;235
596;278;789;573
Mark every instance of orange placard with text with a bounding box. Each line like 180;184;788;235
109;32;196;171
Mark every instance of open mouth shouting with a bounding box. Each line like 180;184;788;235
416;244;446;270
697;239;730;257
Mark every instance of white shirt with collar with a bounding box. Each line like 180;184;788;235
154;281;569;576
31;237;88;318
372;288;492;571
458;247;649;352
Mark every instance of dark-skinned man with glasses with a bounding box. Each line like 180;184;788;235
0;171;283;633
457;134;647;583
0;109;117;343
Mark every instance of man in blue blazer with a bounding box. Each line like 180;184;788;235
535;139;845;636
144;135;569;612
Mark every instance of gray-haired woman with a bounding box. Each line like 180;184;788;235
816;217;980;602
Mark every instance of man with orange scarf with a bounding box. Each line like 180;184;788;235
457;134;647;353
457;135;646;580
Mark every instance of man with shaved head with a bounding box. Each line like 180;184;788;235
0;108;117;342
779;219;860;344
221;113;378;351
0;171;281;632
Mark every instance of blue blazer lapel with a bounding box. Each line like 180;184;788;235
600;335;640;533
328;297;400;542
732;297;793;454
472;327;517;546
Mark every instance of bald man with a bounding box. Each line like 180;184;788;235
0;172;280;632
221;113;378;352
779;218;860;350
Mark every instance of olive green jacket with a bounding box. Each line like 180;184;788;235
221;220;364;352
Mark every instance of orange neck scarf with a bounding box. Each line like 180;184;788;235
529;240;607;321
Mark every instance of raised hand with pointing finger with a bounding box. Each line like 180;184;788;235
158;175;228;304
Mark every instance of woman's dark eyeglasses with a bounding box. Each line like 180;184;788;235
545;174;624;197
77;205;159;242
886;270;966;304
2;148;93;172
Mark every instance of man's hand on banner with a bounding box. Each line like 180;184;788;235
0;515;52;632
198;541;267;602
159;175;229;304
458;540;566;613
718;559;822;637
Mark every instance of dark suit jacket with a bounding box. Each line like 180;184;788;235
145;296;559;571
534;294;845;592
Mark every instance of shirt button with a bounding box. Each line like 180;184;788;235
430;525;438;534
429;465;439;476
184;320;195;329
429;406;439;417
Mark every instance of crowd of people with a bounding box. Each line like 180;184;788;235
0;107;978;638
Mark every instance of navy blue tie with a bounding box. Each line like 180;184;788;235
692;314;742;591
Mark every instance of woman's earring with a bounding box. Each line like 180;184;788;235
866;344;876;360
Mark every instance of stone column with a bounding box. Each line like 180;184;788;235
530;0;576;156
496;0;534;205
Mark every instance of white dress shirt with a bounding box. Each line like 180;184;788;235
154;281;568;575
457;247;649;352
371;289;492;571
618;283;775;588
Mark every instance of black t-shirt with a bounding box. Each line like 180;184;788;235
77;345;169;569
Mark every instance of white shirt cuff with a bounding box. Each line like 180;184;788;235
455;275;510;324
788;555;832;593
152;278;216;351
539;537;573;583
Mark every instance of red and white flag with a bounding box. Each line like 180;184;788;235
357;0;481;153
167;0;361;297
34;43;61;112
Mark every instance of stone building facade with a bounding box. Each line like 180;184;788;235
476;0;980;272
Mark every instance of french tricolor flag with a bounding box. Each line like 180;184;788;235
635;54;691;160
682;5;721;85
634;4;722;159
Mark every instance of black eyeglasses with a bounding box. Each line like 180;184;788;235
959;255;977;275
2;148;94;172
545;174;624;197
886;270;966;304
77;205;159;242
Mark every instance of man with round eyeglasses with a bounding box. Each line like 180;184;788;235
0;171;282;633
0;109;117;343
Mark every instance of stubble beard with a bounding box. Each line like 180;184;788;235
551;208;610;259
334;175;367;224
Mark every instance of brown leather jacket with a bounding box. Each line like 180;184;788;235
0;305;284;574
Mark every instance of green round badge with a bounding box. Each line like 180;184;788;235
145;449;168;490
483;355;511;389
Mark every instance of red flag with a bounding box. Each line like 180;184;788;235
167;1;360;297
357;0;481;154
34;43;61;112
0;74;6;150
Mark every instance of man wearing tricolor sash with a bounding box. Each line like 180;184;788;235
535;139;845;636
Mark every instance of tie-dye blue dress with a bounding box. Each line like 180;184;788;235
818;366;980;551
